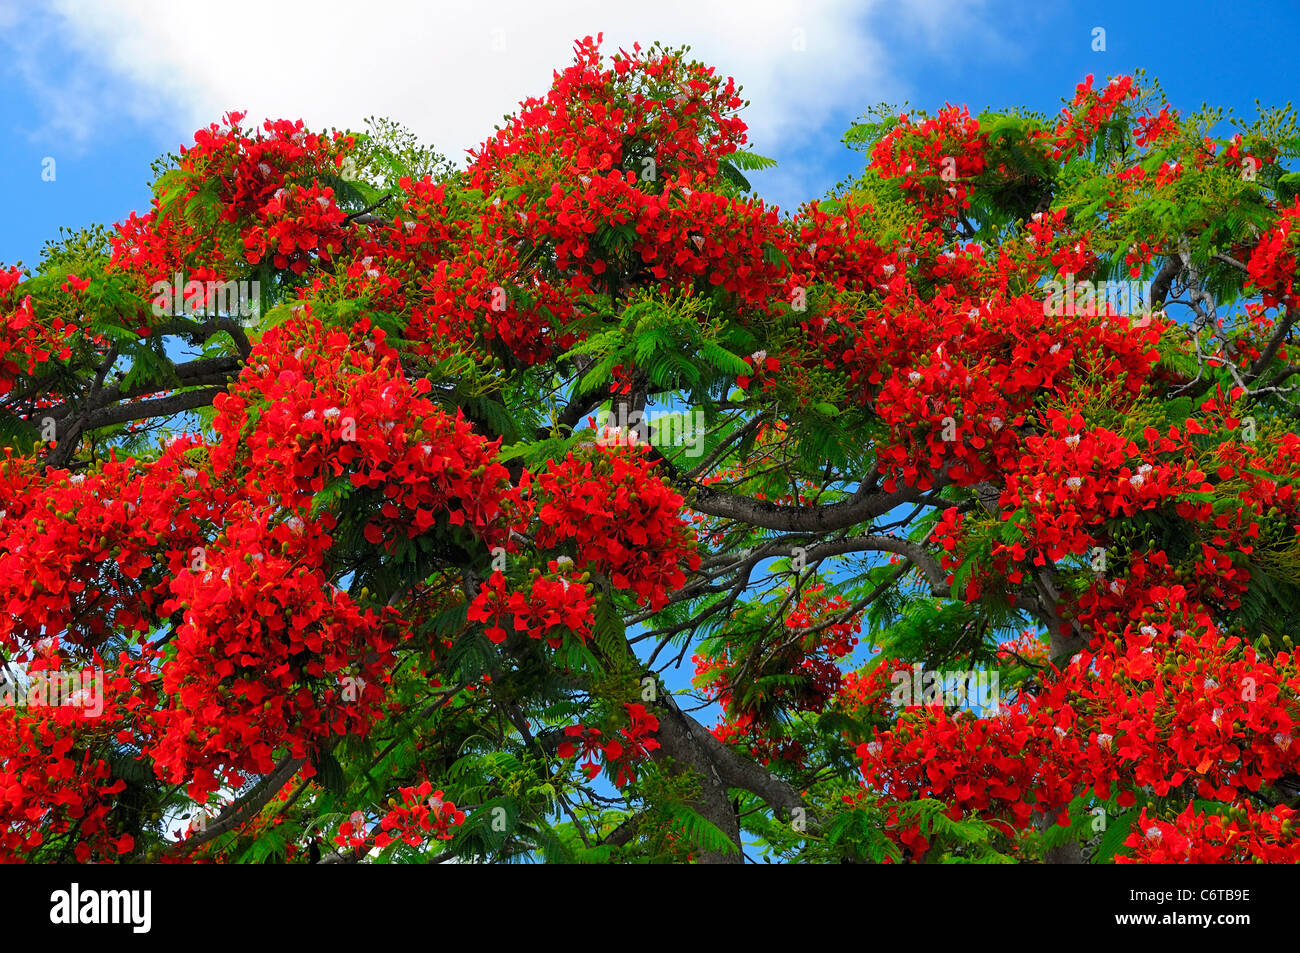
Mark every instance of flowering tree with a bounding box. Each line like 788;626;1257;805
3;36;1300;864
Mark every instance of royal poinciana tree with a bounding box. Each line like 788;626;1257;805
4;37;1300;864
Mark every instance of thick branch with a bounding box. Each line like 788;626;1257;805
42;356;241;427
804;534;948;595
155;316;252;358
1247;306;1297;385
686;480;934;533
1148;254;1183;308
78;386;226;432
173;755;304;852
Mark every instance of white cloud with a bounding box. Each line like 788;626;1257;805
21;0;998;208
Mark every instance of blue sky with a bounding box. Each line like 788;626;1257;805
3;0;1297;270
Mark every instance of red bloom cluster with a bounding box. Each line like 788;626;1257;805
1133;106;1179;148
558;703;661;786
859;589;1300;856
530;445;699;610
211;315;520;550
461;35;789;335
378;177;581;366
557;723;609;780
613;702;662;784
994;414;1206;564
374;782;466;848
241;182;347;275
824;288;1167;493
1247;197;1300;310
156;509;399;801
467;564;595;647
0;267;75;396
469;36;745;196
0;439;225;655
860;705;1073;838
1045;74;1139;161
0;652;159;862
735;350;780;391
333;781;466;852
1121;802;1300;863
109;112;355;293
834;659;917;724
786;201;890;293
871;106;989;223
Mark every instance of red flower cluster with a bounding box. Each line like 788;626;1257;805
0;267;75;396
469;36;745;196
333;781;466;852
241;182;347;275
530;445;700;610
467;564;595;647
558;703;661;786
871;106;989;223
860;589;1300;857
0;652;159;862
557;723;610;780
1046;74;1139;160
382;178;581;366
735;350;780;392
1121;802;1300;863
860;706;1073;838
211;315;520;550
1133;106;1179;148
461;36;790;333
109;112;355;293
156;508;400;801
0;439;225;655
373;782;466;848
1247;197;1300;310
833;659;917;724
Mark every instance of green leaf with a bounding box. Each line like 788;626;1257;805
315;752;348;798
660;802;740;856
0;414;40;453
1092;808;1138;863
699;342;751;375
726;149;778;172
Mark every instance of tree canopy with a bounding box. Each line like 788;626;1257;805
4;35;1300;864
